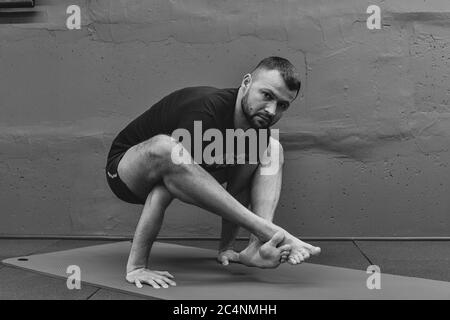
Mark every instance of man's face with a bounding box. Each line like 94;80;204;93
241;69;297;129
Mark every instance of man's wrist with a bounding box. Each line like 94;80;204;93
126;264;146;274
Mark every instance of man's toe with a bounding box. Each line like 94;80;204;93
301;250;310;260
308;246;321;256
278;244;291;252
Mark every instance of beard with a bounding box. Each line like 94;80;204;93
241;91;272;129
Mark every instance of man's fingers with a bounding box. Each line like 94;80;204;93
278;244;291;252
153;275;177;288
154;278;169;289
156;271;175;279
269;231;285;246
152;274;176;286
145;279;160;289
162;277;177;286
134;279;143;289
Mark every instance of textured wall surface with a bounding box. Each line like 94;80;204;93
0;0;449;237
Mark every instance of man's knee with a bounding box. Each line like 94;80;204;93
138;134;195;174
140;135;179;162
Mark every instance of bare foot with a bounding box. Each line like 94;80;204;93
238;231;291;269
217;249;240;266
282;235;321;265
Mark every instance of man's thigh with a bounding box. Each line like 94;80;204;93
117;135;174;201
117;135;259;201
117;135;231;201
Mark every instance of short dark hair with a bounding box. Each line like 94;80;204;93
252;56;301;99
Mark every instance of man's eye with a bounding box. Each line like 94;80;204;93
263;92;271;99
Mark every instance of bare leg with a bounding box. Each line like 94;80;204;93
217;187;250;265
218;138;320;266
216;137;284;253
119;135;284;242
237;159;291;267
118;135;319;269
218;164;254;253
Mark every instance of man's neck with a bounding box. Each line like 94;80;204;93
234;86;251;130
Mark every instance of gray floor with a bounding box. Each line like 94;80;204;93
0;239;448;299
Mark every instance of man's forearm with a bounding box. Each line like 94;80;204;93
126;213;163;273
127;234;157;273
126;186;172;273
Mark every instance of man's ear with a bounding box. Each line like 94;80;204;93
241;73;252;88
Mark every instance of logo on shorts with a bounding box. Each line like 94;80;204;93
107;171;118;179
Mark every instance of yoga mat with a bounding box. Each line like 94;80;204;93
3;242;450;299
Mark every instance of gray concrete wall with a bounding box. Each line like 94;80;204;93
0;0;449;237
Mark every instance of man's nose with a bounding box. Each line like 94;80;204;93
265;102;277;115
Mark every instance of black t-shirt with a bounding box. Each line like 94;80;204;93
107;86;270;172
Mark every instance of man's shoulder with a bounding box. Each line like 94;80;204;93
171;86;238;113
175;86;238;102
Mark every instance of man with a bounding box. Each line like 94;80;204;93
105;57;321;289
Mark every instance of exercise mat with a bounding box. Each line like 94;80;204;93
3;241;450;299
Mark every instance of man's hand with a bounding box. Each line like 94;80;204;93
126;268;176;289
239;231;291;269
281;235;321;265
217;249;240;266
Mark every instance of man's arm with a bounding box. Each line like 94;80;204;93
125;185;176;289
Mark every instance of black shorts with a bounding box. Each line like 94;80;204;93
106;152;230;206
105;152;145;205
